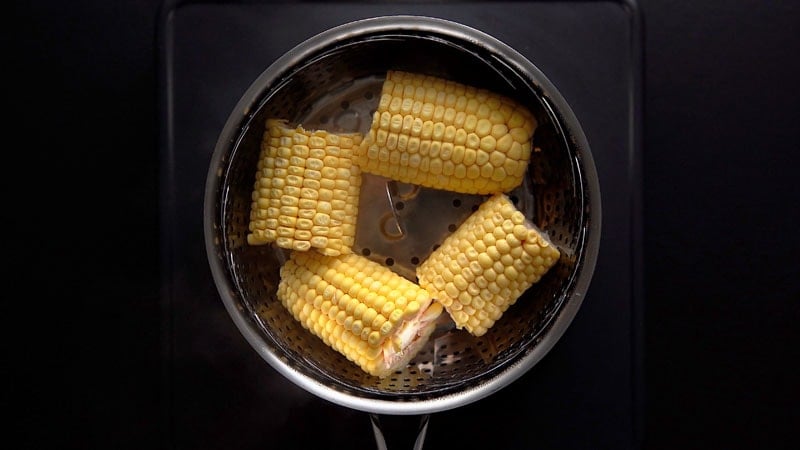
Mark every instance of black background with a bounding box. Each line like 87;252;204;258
8;1;798;449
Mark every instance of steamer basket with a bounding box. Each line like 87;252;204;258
204;15;601;416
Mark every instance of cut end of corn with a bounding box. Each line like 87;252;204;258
247;119;363;256
416;193;560;336
277;251;443;378
354;70;537;195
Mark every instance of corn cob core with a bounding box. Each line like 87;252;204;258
248;119;362;256
277;251;443;378
416;193;560;336
355;70;537;195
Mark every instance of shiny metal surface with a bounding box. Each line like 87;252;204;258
204;15;600;415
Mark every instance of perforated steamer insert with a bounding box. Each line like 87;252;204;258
205;16;600;416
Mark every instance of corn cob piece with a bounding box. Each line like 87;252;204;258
248;119;362;256
416;193;560;337
355;70;537;195
277;251;443;378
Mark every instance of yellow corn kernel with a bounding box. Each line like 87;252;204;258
247;119;362;255
355;70;537;194
277;251;443;378
416;193;560;336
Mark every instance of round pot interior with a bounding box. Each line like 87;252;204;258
205;16;600;415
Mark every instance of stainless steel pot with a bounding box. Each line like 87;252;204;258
204;14;600;443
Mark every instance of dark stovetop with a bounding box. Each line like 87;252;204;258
159;1;642;448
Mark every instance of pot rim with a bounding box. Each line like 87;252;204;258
204;14;601;415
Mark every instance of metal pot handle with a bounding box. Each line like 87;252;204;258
370;414;430;450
